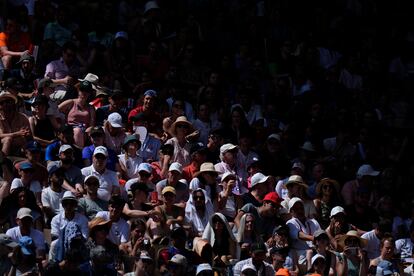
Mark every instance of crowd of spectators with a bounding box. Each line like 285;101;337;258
0;0;414;275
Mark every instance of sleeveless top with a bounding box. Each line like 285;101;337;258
67;100;91;127
34;118;55;141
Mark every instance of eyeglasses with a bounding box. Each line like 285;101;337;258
139;172;151;178
322;185;332;190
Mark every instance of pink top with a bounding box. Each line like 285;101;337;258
67;100;92;127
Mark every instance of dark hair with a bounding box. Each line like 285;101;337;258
380;236;394;248
108;195;125;208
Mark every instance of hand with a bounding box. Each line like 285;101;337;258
20;50;30;56
75;184;84;196
241;243;251;250
63;76;74;85
166;219;174;226
14;128;30;137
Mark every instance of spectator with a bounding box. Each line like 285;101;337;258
103;112;126;154
42;166;65;224
59;80;96;147
7;53;37;96
81;146;121;202
0;91;31;156
335;230;369;276
78;175;108;220
233;242;275;276
27;95;55;146
361;219;392;260
118;134;143;180
185;188;214;237
0;16;32;70
156;162;189;204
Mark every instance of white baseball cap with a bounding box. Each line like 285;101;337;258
356;164;380;179
330;206;346;218
169;162;183;174
93;146;108;157
311;253;325;266
221;172;237;182
114;31;129;40
17;207;33;219
108;112;123;128
169;254;187;266
196;263;212;275
267;133;281;141
59;144;73;154
250;172;270;188
292;162;305;171
241;264;257;273
62;191;78;203
288;197;304;212
138;163;152;173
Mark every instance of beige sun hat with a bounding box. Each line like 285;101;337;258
169;116;194;136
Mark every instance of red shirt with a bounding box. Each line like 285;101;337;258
0;32;32;55
128;105;162;133
182;162;199;183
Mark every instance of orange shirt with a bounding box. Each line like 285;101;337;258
0;32;32;55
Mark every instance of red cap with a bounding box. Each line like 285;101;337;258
263;192;282;205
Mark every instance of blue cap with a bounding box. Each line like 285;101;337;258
26;140;41;152
19;236;34;255
143;89;157;97
19;162;33;170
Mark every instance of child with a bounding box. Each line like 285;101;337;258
118;135;144;180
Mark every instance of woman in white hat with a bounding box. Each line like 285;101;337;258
165;116;198;167
335;230;369;276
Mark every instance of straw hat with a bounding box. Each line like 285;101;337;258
89;217;112;234
285;175;308;191
194;162;218;177
337;230;368;249
315;178;341;196
169;116;194;136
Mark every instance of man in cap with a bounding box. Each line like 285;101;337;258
124;163;155;192
286;197;321;266
51;191;89;240
45;124;83;166
235;192;283;241
233;242;275;276
78;175;108;220
342;164;380;206
155;162;189;205
81;146;123;202
47;144;84;196
7;53;37;96
182;142;208;182
6;207;46;259
42;166;65;224
242;172;271;207
0;91;31;156
128;89;161;134
82;126;119;171
196;263;214;276
16;140;48;187
275;162;305;201
215;143;248;195
167;254;188;276
0;234;18;275
96;90;128;126
123;181;156;219
103;112;126;154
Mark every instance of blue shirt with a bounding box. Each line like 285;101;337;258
139;135;161;162
82;144;118;171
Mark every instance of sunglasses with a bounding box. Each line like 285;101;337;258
193;195;205;200
176;124;188;129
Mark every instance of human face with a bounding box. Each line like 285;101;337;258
193;191;205;208
344;237;361;248
231;110;242;127
5;19;18;34
322;183;333;195
126;141;139;155
245;215;254;232
172;102;185;116
93;154;107;170
290;202;305;219
163;192;175;205
212;217;224;234
143;95;154;110
78;89;90;102
167;170;180;184
175;123;189;137
18;217;33;230
139;171;151;182
91;134;104;146
86;182;99;195
32;102;47;116
26;149;41;162
313;257;326;273
223;150;237;166
266;138;280;153
198;104;209;121
62;200;77;213
63;49;76;65
381;240;394;259
21;60;34;73
287;183;300;198
0;99;16;116
252;251;266;266
263;201;279;217
17;191;27;206
108;204;123;220
60;150;74;164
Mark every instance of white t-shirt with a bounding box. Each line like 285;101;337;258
51;212;89;239
287;217;321;250
275;177;289;200
6;226;45;251
118;154;143;179
10;178;41;194
41;187;64;214
81;165;122;202
95;211;130;245
395;238;413;261
361;229;380;260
